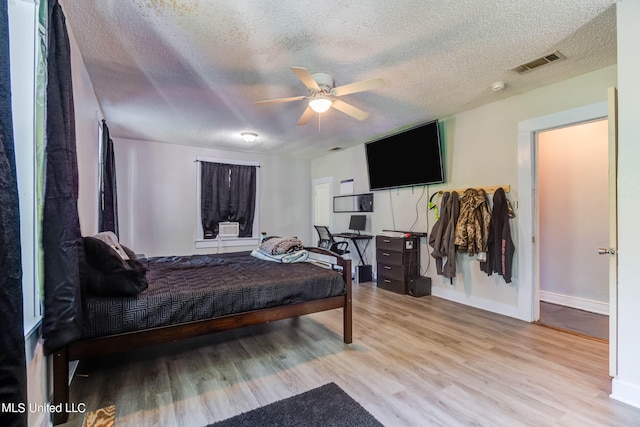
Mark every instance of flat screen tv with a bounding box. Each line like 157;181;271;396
365;119;444;191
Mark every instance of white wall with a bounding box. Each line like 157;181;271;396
69;23;102;236
114;138;312;257
537;120;609;311
311;65;617;319
611;0;640;409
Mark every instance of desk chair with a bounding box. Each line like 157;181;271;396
314;225;350;256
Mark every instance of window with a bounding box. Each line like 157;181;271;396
195;157;260;249
9;0;42;335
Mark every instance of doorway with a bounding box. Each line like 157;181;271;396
517;98;618;377
535;120;609;341
312;177;333;244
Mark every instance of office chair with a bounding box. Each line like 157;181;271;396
313;225;350;256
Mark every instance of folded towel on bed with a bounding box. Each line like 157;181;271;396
251;248;309;263
258;236;304;255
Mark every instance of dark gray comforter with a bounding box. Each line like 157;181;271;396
82;251;346;338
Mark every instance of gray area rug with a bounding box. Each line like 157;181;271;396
206;383;384;427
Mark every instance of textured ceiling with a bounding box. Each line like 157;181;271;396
61;0;617;159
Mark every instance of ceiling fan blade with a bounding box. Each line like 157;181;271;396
255;95;307;105
331;78;384;97
331;99;369;121
297;105;315;125
291;67;321;92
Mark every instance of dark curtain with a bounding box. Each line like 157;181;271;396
201;162;230;237
98;120;118;235
228;164;256;237
0;1;27;425
200;162;256;238
42;1;83;355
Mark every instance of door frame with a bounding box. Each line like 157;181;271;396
518;101;609;321
517;100;617;374
607;87;618;377
312;176;333;242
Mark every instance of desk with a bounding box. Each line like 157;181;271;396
334;233;374;283
333;233;373;266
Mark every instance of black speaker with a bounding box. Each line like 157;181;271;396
408;276;431;297
356;264;373;282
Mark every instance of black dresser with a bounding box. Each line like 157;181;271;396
376;235;419;294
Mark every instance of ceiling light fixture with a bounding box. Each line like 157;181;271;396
240;132;258;142
308;95;333;113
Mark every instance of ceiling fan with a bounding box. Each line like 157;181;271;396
255;67;384;125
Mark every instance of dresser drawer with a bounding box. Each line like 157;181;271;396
378;262;418;281
376;236;405;252
376;249;404;265
376;235;418;252
377;262;405;281
377;249;419;266
377;276;406;294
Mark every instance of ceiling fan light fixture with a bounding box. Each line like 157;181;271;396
308;96;333;113
240;132;258;142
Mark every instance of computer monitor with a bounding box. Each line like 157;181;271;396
349;215;366;232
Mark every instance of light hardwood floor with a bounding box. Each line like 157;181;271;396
63;283;640;427
538;301;609;341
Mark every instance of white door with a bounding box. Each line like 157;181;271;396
312;177;333;244
536;119;609;314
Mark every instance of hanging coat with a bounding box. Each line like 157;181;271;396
480;188;515;283
429;191;460;279
454;188;491;258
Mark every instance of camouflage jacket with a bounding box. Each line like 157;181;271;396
454;188;491;258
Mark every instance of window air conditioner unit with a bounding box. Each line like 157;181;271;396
218;222;240;238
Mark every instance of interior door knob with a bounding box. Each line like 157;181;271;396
598;247;615;255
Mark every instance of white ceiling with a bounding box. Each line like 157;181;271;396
61;0;617;159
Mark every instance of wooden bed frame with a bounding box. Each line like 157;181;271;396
52;248;352;425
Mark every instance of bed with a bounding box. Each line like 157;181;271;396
52;243;352;425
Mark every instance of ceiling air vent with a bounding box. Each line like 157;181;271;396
512;51;566;74
329;147;342;151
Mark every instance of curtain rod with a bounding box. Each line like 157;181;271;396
194;159;261;167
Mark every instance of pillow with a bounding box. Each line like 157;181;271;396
120;244;138;261
93;231;130;260
79;236;148;297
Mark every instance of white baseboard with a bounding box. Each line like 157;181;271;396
611;377;640;409
431;286;522;320
539;291;609;315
